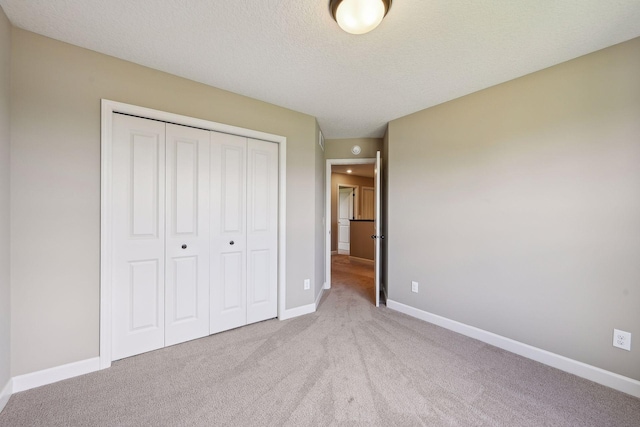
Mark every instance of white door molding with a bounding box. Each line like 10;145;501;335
325;158;375;290
100;99;287;369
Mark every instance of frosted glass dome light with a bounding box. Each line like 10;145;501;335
330;0;392;35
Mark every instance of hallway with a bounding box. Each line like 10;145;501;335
330;254;376;306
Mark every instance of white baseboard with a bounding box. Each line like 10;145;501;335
279;303;316;321
387;299;640;399
349;256;374;264
315;285;325;309
337;250;349;255
331;251;338;255
0;378;11;414
324;281;331;290
12;357;101;393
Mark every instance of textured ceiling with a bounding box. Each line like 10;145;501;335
1;0;639;138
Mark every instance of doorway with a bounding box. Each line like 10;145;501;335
325;157;380;306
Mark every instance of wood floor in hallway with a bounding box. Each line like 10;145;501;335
331;254;376;306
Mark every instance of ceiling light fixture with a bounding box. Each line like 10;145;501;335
330;0;392;35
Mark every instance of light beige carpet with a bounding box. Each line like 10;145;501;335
1;255;639;426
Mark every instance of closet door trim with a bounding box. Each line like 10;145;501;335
100;99;287;370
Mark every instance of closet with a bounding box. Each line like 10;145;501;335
110;113;278;361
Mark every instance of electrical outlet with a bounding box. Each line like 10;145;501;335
304;279;310;290
411;281;419;293
613;329;631;351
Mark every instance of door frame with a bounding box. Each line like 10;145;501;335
325;158;375;290
100;99;287;369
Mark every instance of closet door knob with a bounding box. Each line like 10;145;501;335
229;241;235;245
181;244;187;249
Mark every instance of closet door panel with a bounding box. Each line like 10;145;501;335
112;114;166;360
246;138;278;324
172;256;198;319
210;132;247;334
165;124;211;346
129;260;161;330
249;250;270;304
221;252;244;310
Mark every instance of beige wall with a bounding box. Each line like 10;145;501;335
10;29;320;376
388;38;640;380
0;6;10;391
331;173;374;251
325;138;382;159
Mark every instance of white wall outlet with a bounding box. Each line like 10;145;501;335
613;329;631;351
411;281;419;293
304;279;310;290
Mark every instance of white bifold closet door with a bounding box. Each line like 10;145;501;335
164;124;210;346
210;132;278;334
111;114;210;360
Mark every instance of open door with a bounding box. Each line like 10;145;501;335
373;151;383;307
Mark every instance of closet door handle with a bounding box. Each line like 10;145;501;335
229;241;235;245
181;244;187;249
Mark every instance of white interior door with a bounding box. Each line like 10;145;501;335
210;132;247;334
164;124;211;346
246;138;278;324
338;187;353;254
112;114;166;360
374;151;382;307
